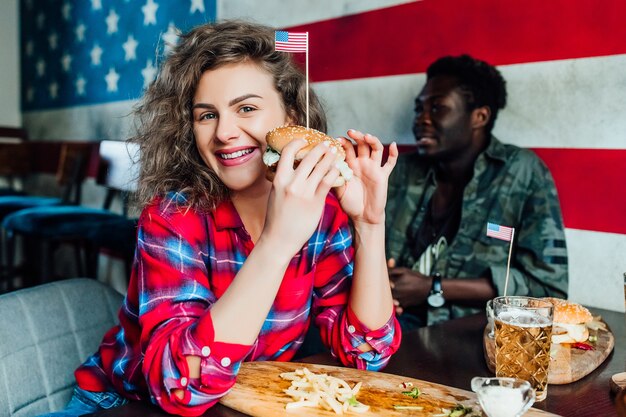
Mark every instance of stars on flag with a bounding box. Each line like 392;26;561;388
37;13;45;29
21;0;216;111
76;23;86;42
76;76;87;96
142;0;159;26
36;59;45;77
62;2;71;21
49;82;59;99
61;54;72;72
48;32;58;50
25;40;34;57
90;44;103;66
123;35;139;61
106;9;120;35
105;68;120;92
26;87;34;103
190;0;205;14
162;23;180;55
141;60;157;88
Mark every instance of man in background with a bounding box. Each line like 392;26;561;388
386;54;568;329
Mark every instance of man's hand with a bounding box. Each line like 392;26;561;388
388;258;432;315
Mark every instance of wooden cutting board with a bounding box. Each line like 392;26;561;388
219;361;559;417
483;318;614;384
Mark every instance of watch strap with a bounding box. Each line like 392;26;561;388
431;272;442;293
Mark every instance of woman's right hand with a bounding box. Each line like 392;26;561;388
259;139;340;257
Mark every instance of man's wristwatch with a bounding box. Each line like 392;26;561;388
427;273;445;308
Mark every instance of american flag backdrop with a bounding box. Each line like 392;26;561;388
20;0;626;312
20;0;216;111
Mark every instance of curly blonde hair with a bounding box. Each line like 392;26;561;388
130;20;327;210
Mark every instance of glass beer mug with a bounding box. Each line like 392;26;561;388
493;296;553;402
486;299;495;338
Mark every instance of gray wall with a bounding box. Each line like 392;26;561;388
0;0;21;127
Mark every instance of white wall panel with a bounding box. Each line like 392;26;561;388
0;0;21;127
495;55;626;149
566;228;626;312
314;55;626;148
23;100;135;140
315;73;423;143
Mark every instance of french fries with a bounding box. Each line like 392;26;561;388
279;367;370;414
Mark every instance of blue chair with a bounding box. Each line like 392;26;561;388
84;214;138;282
82;140;140;280
2;140;139;288
0;142;92;213
0;142;94;290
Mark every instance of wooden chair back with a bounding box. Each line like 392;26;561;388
55;143;95;205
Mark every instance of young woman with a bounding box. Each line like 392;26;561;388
41;20;400;417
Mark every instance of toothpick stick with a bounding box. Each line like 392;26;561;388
503;228;515;296
305;32;309;129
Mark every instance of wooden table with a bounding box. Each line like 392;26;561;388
357;307;624;416
88;307;624;417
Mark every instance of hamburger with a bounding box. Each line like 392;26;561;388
544;297;593;344
263;125;353;187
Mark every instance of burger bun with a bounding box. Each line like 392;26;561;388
266;125;345;160
544;297;593;325
544;297;593;344
264;125;352;187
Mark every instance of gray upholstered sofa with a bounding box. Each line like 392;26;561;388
0;279;123;416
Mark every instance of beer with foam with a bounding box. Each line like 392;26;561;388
493;297;553;402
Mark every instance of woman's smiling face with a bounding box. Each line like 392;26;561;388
192;61;292;194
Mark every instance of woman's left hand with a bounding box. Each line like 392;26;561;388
335;129;398;225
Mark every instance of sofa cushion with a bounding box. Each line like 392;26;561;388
0;279;123;416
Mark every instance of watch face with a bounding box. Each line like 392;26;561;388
428;293;445;308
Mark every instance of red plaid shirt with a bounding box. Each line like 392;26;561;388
75;192;400;416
